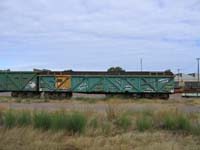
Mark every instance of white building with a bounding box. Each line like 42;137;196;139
175;73;200;82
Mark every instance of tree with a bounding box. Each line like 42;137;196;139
107;66;125;73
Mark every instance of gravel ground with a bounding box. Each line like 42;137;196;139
0;93;200;113
0;100;199;113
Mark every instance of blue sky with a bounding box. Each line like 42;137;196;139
0;0;200;73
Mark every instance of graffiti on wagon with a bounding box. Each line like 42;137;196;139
25;81;36;90
78;83;88;90
158;79;169;83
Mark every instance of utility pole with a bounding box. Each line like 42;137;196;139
177;68;180;87
197;58;200;97
140;58;143;72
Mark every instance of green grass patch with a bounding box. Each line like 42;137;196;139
88;116;99;129
115;114;132;130
65;112;87;133
50;112;68;131
50;112;87;133
0;110;3;126
0;109;200;136
16;111;31;126
162;113;191;131
3;110;16;128
136;115;153;132
33;111;51;130
1;110;87;134
176;115;191;131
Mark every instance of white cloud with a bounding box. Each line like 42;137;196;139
0;0;200;72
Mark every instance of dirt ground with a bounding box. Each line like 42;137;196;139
0;101;199;113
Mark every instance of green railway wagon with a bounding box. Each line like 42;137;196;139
0;70;174;99
71;75;174;99
0;72;37;92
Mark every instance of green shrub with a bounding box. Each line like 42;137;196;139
115;114;132;130
65;112;87;133
16;111;31;126
33;111;51;130
3;110;16;128
136;116;153;132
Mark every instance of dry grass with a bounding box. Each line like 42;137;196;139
66;131;200;150
0;128;199;150
0;102;199;150
0;106;200;134
0;96;200;150
0;128;66;150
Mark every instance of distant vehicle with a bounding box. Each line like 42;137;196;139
0;70;175;99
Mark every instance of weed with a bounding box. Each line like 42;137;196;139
106;104;117;121
162;114;176;130
101;122;112;135
176;115;191;131
162;113;191;131
33;111;51;130
115;114;132;130
88;116;99;129
191;122;200;135
51;111;87;133
136;115;153;132
50;112;68;131
65;112;87;134
16;111;31;126
3;110;16;128
0;108;199;137
141;109;154;117
0;110;3;126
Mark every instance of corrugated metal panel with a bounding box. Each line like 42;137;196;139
71;76;174;94
0;72;37;91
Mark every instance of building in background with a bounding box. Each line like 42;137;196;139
175;73;200;97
